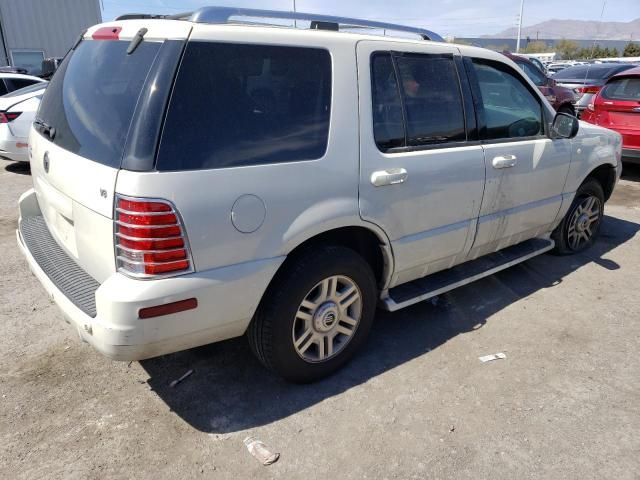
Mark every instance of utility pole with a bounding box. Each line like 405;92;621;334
293;0;297;28
516;0;525;53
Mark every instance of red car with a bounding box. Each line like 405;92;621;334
582;66;640;164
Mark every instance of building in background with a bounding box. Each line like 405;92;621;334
0;0;101;74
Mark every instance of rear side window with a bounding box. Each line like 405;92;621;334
601;77;640;101
371;52;466;151
0;81;8;96
156;42;332;171
36;40;162;167
471;59;543;140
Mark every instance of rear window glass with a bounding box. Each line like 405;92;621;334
1;82;45;98
601;77;640;101
36;40;162;167
156;42;331;171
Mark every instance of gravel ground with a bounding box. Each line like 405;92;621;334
1;160;639;480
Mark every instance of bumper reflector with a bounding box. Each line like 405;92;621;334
138;298;198;319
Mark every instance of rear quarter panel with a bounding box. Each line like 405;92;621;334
116;28;367;273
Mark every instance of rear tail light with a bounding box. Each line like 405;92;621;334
114;195;193;278
574;85;601;95
0;112;21;123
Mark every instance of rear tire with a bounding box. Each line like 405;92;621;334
247;245;377;383
551;179;604;255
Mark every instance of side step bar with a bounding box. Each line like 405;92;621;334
382;238;555;312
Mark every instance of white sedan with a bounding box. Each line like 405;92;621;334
0;82;47;163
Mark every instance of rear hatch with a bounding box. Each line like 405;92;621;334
29;20;191;282
594;75;640;149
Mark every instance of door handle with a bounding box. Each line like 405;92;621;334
492;155;517;169
370;168;408;187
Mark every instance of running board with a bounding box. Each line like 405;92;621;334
382;238;554;312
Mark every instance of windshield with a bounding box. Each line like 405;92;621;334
36;39;162;168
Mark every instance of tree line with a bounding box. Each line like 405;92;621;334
524;39;640;59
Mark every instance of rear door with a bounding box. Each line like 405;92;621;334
357;41;486;286
466;57;571;259
29;21;191;282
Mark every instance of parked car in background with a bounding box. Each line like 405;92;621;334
0;73;46;96
0;66;28;74
581;66;640;164
547;63;570;75
40;57;63;80
0;82;47;163
504;52;576;115
552;63;638;117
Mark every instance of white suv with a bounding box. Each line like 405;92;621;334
17;8;622;382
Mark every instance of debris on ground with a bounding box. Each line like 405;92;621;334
479;353;506;363
449;425;455;432
244;436;280;466
169;369;194;388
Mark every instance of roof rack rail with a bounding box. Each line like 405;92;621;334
190;7;443;41
115;12;192;21
116;7;443;42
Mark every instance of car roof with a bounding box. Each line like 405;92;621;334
610;65;640;78
0;72;46;82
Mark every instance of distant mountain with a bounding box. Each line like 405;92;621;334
485;18;640;40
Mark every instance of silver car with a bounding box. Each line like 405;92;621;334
17;8;622;382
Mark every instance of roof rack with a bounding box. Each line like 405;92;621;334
116;6;444;42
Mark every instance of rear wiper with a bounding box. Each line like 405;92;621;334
127;28;148;55
34;119;56;140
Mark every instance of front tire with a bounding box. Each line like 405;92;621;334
552;179;604;254
247;246;377;383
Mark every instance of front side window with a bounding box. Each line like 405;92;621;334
156;42;332;171
371;52;466;151
471;59;543;140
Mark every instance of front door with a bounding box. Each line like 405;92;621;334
357;41;486;287
465;57;572;259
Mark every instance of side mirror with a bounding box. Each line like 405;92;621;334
551;112;579;139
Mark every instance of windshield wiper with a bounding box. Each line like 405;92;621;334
34;119;56;140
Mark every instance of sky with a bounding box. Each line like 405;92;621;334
100;0;640;37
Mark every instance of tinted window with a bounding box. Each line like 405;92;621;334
601;77;640;101
37;40;162;167
371;53;404;150
472;59;543;140
396;55;466;146
157;42;331;171
2;82;46;98
6;78;39;91
0;81;8;96
517;61;546;87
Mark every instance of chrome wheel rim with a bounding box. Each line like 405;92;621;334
567;195;602;250
292;275;362;363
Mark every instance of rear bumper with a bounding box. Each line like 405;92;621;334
622;148;640;164
17;188;283;361
0;133;28;162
